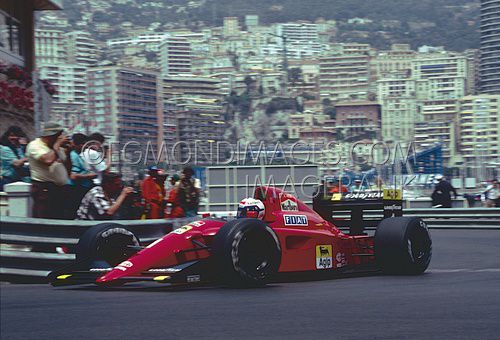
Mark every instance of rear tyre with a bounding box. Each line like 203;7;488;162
76;223;140;268
375;217;432;275
212;218;281;287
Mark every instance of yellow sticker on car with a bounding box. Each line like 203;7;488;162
172;225;193;234
316;245;333;269
383;189;402;200
331;193;342;201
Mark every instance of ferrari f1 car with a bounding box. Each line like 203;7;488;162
49;186;432;287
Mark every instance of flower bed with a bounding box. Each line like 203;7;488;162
0;62;56;112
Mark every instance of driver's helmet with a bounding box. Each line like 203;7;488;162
237;198;265;220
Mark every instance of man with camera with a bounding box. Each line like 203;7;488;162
76;172;134;220
26;122;71;219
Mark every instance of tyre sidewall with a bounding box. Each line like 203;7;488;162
375;217;432;274
76;223;139;267
212;218;281;286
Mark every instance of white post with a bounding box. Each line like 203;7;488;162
4;182;32;217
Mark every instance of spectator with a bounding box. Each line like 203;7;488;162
485;179;500;207
350;179;366;192
431;175;457;208
26;122;70;219
370;176;385;191
0;126;30;190
165;174;184;218
327;177;348;194
76;172;134;220
81;132;108;185
177;166;200;217
141;166;167;219
66;133;97;218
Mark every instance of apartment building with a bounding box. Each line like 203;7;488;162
319;53;371;102
459;94;500;178
34;28;66;65
159;36;192;76
480;0;500;94
64;31;100;66
411;55;469;100
86;67;160;170
335;101;381;141
372;44;415;79
223;17;241;38
38;63;87;127
275;23;319;43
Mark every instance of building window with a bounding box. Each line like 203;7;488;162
0;10;23;58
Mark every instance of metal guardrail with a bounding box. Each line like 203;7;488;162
0;216;197;281
1;209;499;282
331;208;500;225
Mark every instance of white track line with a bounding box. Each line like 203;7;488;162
429;268;500;273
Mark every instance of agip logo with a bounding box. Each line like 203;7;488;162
316;245;333;269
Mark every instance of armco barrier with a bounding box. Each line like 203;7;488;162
0;216;197;281
1;209;499;282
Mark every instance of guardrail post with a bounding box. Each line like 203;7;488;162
4;182;32;217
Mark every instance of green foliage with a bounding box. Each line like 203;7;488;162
265;97;298;115
61;0;479;52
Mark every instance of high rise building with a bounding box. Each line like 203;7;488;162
275;23;319;43
411;55;469;100
480;0;500;94
35;29;66;65
245;15;259;31
38;64;87;128
319;53;371;102
459;94;500;179
159;36;192;76
415;100;461;166
161;76;226;164
372;44;415;79
377;76;419;142
86;67;160;174
64;31;100;66
223;17;240;38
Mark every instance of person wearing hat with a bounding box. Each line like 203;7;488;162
141;166;167;219
431;174;457;208
26;122;71;218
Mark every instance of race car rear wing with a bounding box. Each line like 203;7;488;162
313;189;403;236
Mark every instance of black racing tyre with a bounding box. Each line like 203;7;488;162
374;217;432;275
212;218;281;287
76;223;140;267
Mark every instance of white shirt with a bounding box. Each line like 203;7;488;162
80;148;107;185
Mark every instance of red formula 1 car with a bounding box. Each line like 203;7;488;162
50;186;432;287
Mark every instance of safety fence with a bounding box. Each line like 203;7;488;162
0;217;197;281
1;209;499;282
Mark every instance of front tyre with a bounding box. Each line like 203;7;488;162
212;218;281;287
375;217;432;275
76;223;140;268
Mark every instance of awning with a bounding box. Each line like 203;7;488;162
33;0;62;10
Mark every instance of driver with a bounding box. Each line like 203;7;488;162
237;198;265;220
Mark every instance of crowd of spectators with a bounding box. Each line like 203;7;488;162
0;123;201;220
2;124;499;217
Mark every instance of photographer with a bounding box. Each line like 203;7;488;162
76;172;134;220
26;122;71;219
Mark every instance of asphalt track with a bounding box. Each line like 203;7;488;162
1;228;500;340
